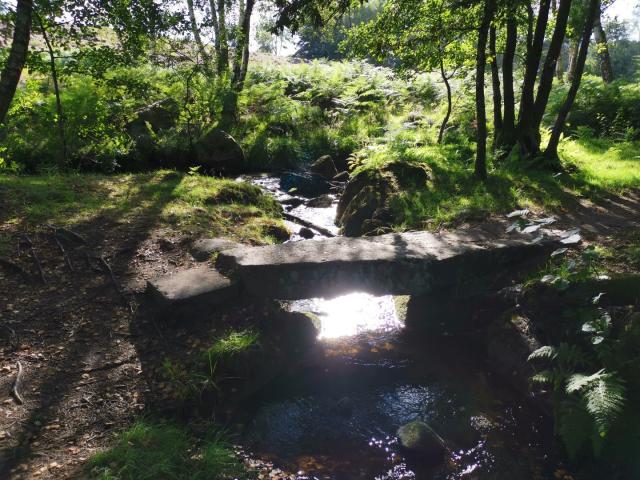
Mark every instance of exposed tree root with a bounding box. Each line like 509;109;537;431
44;224;87;246
53;233;74;272
19;235;46;284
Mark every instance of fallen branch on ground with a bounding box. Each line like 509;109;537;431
12;361;24;405
97;255;122;296
76;354;138;374
283;212;336;237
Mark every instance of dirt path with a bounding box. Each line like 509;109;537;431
1;189;638;480
0;217;205;479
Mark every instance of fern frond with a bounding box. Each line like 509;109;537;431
566;369;606;393
528;345;557;362
583;374;626;435
531;370;554;384
566;370;626;435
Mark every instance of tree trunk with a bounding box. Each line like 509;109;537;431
232;0;254;88
489;25;503;139
519;0;552;123
186;0;211;70
474;0;495;181
552;0;565;82
232;0;246;82
0;0;33;125
216;0;229;75
545;0;599;164
500;8;518;155
237;0;255;87
532;0;573;127
36;13;67;164
516;0;552;159
222;0;255;127
566;38;579;82
593;12;614;83
208;0;221;63
438;57;452;144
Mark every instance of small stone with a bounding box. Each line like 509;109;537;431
299;227;315;239
157;238;175;251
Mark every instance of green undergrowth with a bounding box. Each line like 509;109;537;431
88;420;244;480
0;170;287;254
349;133;640;229
163;328;260;401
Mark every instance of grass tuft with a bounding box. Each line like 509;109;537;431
88;420;243;480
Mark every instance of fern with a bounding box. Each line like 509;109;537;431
531;370;554;384
528;345;557;362
566;370;626;436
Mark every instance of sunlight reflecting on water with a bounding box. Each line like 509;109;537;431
293;292;402;339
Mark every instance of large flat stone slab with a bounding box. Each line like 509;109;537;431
216;231;556;299
147;267;239;310
191;238;241;262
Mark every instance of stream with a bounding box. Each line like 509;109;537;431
236;174;556;480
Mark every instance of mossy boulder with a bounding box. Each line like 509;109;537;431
127;99;179;139
309;155;338;180
194;128;245;174
336;161;431;237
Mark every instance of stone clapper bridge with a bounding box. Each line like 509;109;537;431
147;231;558;312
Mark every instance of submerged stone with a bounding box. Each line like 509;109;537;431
397;421;446;460
280;172;331;198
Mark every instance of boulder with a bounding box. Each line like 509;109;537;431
281;197;305;208
280;172;331;198
126;99;179;139
397;421;446;461
309;155;338;179
191;238;242;262
336;161;431;237
194;128;245;174
306;194;333;208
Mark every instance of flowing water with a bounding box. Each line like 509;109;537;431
237;174;555;480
